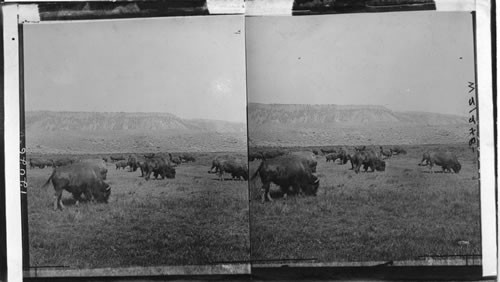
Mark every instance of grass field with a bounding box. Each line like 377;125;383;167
249;143;480;263
27;152;250;269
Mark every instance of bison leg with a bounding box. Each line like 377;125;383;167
54;190;64;211
261;183;272;203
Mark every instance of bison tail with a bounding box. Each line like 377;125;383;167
41;168;56;189
251;161;264;181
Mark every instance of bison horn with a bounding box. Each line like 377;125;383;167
105;185;111;191
314;178;319;184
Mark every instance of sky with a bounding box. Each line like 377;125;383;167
24;15;247;123
246;11;475;116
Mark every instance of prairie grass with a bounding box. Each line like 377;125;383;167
27;152;249;269
249;144;480;263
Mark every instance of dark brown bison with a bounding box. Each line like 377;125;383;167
41;163;111;210
320;148;336;155
144;157;176;180
312;149;319;155
351;150;386;173
143;153;155;159
215;159;248;181
208;157;224;174
390;146;407;155
419;151;461;173
137;159;147;177
252;155;319;203
354;146;366;152
249;151;264;162
169;153;182;166
109;155;126;162
179;153;196;163
379;146;392;159
115;160;128;170
127;155;138;172
325;154;336;162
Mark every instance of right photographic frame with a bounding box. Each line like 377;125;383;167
246;10;485;268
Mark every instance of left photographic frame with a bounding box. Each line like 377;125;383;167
5;3;250;279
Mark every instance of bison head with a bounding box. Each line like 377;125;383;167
93;181;111;203
303;174;320;196
452;163;462;173
374;159;386;171
164;166;176;179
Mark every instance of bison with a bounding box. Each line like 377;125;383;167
351;150;386;173
215;158;248;181
419;151;461;173
127;155;138;172
143;157;176;180
354;146;366;152
179;153;196;163
325;154;336;162
379;146;392;159
249;151;264;162
390;146;407;155
109;155;126;162
169;153;182;166
252;154;319;203
320;148;336;155
115;160;128;170
143;153;155;159
42;163;111;210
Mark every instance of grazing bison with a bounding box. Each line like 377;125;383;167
137;159;147;177
390;146;407;155
144;157;176;180
179;153;196;163
351;150;386;173
325;154;336;162
169;153;182;166
127;155;138;172
354;146;366;152
115;160;128;170
312;149;319;155
249;151;264;162
252;155;319;203
379;146;392;159
42;163;111;210
419;151;461;173
53;158;74;167
216;159;248;181
109;155;126;162
320;148;336;155
143;153;155;159
209;157;225;174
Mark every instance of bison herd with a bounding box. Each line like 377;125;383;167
30;146;462;210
